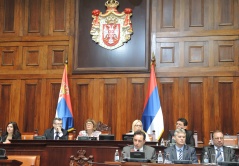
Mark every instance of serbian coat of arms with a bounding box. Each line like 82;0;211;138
90;0;133;50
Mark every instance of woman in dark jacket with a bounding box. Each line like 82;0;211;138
2;121;21;143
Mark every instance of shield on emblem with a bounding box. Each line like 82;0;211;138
102;23;120;46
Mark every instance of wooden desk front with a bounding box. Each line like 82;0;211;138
1;140;238;166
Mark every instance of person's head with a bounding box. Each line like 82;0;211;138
212;130;224;148
132;120;143;133
6;122;20;135
176;118;188;129
84;119;96;131
133;130;146;150
174;128;186;147
53;118;63;130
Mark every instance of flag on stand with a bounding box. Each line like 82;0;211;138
55;64;74;131
142;63;164;140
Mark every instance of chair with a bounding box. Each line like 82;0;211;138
223;135;238;148
7;155;40;166
69;149;94;166
68;129;77;140
21;132;35;140
96;121;111;135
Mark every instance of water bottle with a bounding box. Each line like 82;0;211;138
114;149;119;161
203;152;209;164
157;151;163;163
160;138;164;146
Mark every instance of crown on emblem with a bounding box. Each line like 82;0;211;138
105;16;118;24
105;0;119;8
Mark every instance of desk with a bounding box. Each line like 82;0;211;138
105;162;199;166
0;160;22;166
1;140;239;166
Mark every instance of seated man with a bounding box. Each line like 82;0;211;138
43;118;68;140
122;130;157;160
201;130;236;163
168;118;195;146
164;128;198;163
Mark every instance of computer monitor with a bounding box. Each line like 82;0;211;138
218;161;239;166
122;134;134;141
0;148;8;160
124;152;149;163
173;160;192;164
33;136;46;140
78;136;90;140
99;135;115;140
77;136;97;141
130;151;145;158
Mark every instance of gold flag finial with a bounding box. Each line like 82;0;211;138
151;52;156;66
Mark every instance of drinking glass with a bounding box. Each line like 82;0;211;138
211;154;216;165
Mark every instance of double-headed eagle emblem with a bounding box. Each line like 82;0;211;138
90;0;133;50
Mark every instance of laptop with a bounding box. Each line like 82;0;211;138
173;160;192;164
218;162;239;166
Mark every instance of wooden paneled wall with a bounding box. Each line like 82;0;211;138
0;0;238;146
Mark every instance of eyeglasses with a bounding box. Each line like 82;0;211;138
135;125;142;127
54;123;62;125
214;137;224;140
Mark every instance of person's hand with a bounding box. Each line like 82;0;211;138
3;139;11;144
56;127;61;132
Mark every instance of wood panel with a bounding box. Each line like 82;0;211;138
0;0;238;146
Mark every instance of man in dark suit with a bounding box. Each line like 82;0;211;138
168;118;195;146
164;128;198;163
43;118;68;140
201;130;236;163
122;130;157;160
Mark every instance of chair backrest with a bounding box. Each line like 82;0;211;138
70;149;93;166
7;155;40;166
223;135;238;148
96;121;111;135
68;129;77;140
21;132;35;140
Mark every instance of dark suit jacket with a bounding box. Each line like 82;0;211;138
164;144;198;163
201;145;236;163
1;132;21;142
43;128;68;140
122;145;157;160
168;130;195;146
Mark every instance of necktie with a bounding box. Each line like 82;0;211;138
55;132;59;140
179;149;183;160
216;149;223;162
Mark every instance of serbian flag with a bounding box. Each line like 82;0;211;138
142;63;164;140
55;64;74;131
